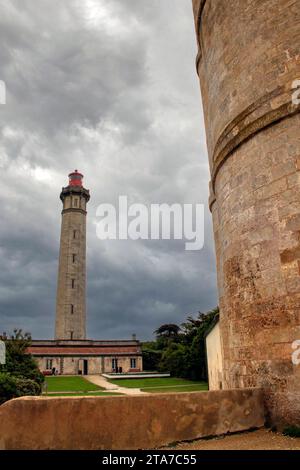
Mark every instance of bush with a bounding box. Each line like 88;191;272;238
283;426;300;438
0;372;41;405
0;372;18;405
15;377;41;397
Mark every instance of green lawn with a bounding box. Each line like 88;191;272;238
141;384;208;393
44;391;123;397
44;376;208;396
108;377;208;392
44;376;102;392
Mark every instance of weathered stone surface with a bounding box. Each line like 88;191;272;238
55;187;90;340
0;389;264;450
192;0;300;427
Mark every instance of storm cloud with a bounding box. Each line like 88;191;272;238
0;0;217;340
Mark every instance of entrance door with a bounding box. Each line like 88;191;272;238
83;359;88;375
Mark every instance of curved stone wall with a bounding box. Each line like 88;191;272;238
192;0;300;426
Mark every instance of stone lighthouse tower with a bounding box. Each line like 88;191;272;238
55;170;90;340
192;0;300;426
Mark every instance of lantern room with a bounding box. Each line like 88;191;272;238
69;170;83;187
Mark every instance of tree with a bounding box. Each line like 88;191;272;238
182;308;219;380
0;329;44;403
144;308;219;381
159;342;192;378
154;324;181;339
142;349;162;371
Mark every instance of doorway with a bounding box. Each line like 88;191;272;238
83;359;88;375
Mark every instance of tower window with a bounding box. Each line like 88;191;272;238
71;305;74;314
70;331;74;340
73;198;79;208
73;230;77;239
72;254;76;263
72;279;75;289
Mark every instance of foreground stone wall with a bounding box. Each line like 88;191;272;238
192;0;300;426
0;389;264;450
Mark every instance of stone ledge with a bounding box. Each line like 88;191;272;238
211;93;300;190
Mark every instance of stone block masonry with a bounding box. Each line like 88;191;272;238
192;0;300;427
55;171;90;340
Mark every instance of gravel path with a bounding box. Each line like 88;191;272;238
166;429;300;450
86;375;147;395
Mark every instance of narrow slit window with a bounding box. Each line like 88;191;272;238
71;304;74;314
72;254;76;263
72;279;75;289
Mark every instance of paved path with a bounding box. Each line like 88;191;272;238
164;428;300;450
86;375;147;396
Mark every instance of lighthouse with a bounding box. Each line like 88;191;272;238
29;170;143;375
55;170;90;340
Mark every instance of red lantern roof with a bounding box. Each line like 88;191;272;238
68;169;83;187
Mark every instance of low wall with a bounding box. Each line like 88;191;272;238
0;389;265;450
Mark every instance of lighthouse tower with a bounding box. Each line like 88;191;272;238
192;0;300;426
55;170;90;340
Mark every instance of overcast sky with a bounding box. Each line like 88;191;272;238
0;0;217;341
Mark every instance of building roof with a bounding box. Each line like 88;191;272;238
31;339;139;347
27;345;141;356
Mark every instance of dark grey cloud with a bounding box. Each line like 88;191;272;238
0;0;217;341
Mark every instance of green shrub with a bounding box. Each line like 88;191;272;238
15;377;41;396
0;372;41;405
283;426;300;438
0;372;18;404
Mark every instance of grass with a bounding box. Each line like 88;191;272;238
44;376;208;396
108;376;208;393
44;376;102;393
44;391;123;397
141;384;208;393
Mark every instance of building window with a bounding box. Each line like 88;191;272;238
71;304;74;314
70;331;74;340
72;279;75;289
130;358;136;369
73;230;77;239
46;359;53;370
112;358;118;370
72;254;76;263
73;198;79;208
